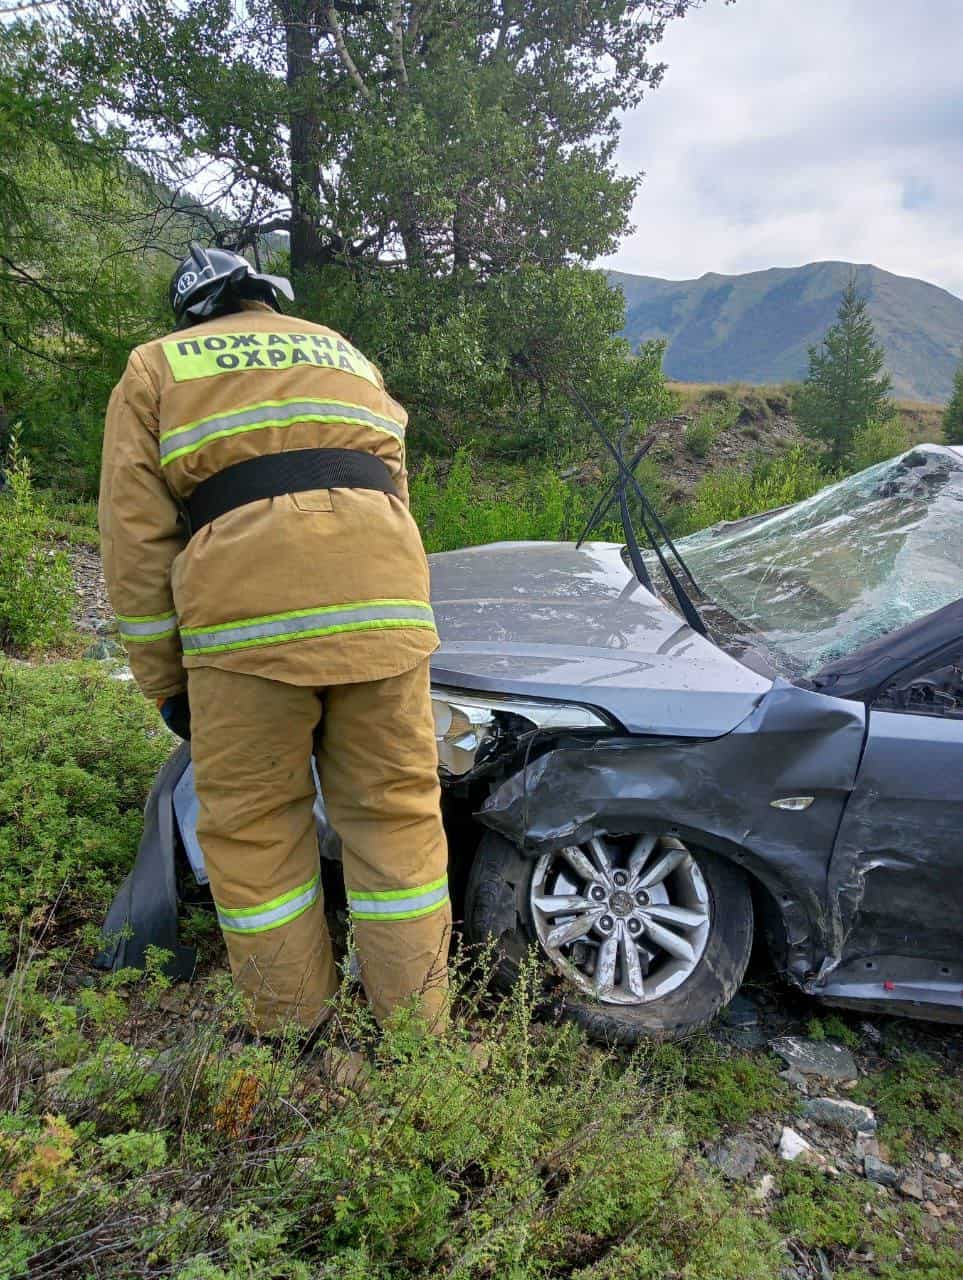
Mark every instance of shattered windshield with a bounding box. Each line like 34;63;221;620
656;446;963;677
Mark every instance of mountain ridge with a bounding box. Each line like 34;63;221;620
608;260;963;402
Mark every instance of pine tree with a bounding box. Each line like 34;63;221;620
795;278;893;467
943;351;963;445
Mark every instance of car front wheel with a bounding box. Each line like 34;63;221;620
463;829;754;1044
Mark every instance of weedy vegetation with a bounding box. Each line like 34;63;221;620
0;436;74;654
0;951;788;1280
0;663;170;962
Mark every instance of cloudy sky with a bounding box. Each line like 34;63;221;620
602;0;963;297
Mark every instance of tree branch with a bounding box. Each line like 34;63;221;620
324;4;372;101
390;1;408;86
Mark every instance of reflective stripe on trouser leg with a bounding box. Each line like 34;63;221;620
317;659;451;1031
187;666;339;1032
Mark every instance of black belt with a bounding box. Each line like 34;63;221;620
182;448;396;536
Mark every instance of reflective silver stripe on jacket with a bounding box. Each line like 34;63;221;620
159;398;405;464
216;874;321;935
116;612;178;642
180;601;436;656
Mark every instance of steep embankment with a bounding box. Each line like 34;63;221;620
610;261;963;403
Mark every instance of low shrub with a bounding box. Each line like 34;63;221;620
684;413;719;458
0;437;74;653
849;415;909;471
0;663;170;958
681;446;827;532
0;955;785;1280
410;450;632;552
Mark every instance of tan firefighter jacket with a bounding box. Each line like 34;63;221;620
98;303;437;700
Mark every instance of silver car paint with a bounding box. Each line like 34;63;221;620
429;540;771;737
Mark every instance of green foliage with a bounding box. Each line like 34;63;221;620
849;415;909;470
54;2;702;280
302;263;674;459
0;435;73;652
684;412;719;458
0;663;170;957
805;1014;860;1049
648;1041;790;1139
33;490;100;548
681;446;827;532
0;956;784;1280
942;350;963;444
410;450;632;553
853;1051;963;1164
795;279;893;466
774;1165;960;1280
5;4;690;484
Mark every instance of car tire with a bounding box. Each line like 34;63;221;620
463;829;754;1044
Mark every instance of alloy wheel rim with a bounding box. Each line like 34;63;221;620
530;834;711;1005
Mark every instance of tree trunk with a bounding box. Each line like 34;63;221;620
283;0;325;278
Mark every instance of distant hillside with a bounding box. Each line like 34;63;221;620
609;261;963;403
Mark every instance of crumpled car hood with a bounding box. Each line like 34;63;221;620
429;540;771;737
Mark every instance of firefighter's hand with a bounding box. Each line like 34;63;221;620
157;692;191;740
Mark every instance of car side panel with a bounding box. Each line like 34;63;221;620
478;680;866;984
826;710;963;989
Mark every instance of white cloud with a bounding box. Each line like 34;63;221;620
602;0;963;297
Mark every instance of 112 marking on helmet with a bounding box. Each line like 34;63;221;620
162;331;379;386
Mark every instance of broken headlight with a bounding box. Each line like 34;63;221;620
431;687;614;777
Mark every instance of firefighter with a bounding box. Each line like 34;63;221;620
99;244;450;1035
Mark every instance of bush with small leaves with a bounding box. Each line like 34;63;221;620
0;434;73;653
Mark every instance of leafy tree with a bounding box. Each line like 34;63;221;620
0;21;175;488
795;279;893;467
55;1;708;281
943;350;963;445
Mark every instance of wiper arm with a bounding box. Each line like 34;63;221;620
558;379;708;638
576;433;656;549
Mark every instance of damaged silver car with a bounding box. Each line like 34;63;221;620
100;444;963;1042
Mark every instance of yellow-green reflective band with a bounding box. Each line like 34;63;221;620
348;875;449;922
161;332;379;387
158;396;404;465
116;611;179;642
180;600;436;656
216;873;321;935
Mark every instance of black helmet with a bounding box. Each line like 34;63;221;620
170;243;294;327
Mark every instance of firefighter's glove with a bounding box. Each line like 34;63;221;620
157;692;191;741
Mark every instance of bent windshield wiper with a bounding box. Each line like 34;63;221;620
560;381;709;638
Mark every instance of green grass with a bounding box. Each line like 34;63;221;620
647;1040;791;1139
853;1051;963;1165
774;1165;960;1280
35;491;100;548
684;412;719;459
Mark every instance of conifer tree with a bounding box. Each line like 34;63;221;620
795;278;892;466
942;351;963;445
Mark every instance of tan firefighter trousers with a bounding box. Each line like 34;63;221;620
187;659;451;1033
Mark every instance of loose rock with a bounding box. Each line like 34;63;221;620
779;1067;809;1094
770;1036;858;1083
855;1132;880;1161
802;1096;876;1134
864;1154;899;1187
899;1171;925;1201
707;1135;763;1181
778;1126;824;1165
84;637;122;661
752;1173;776;1201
